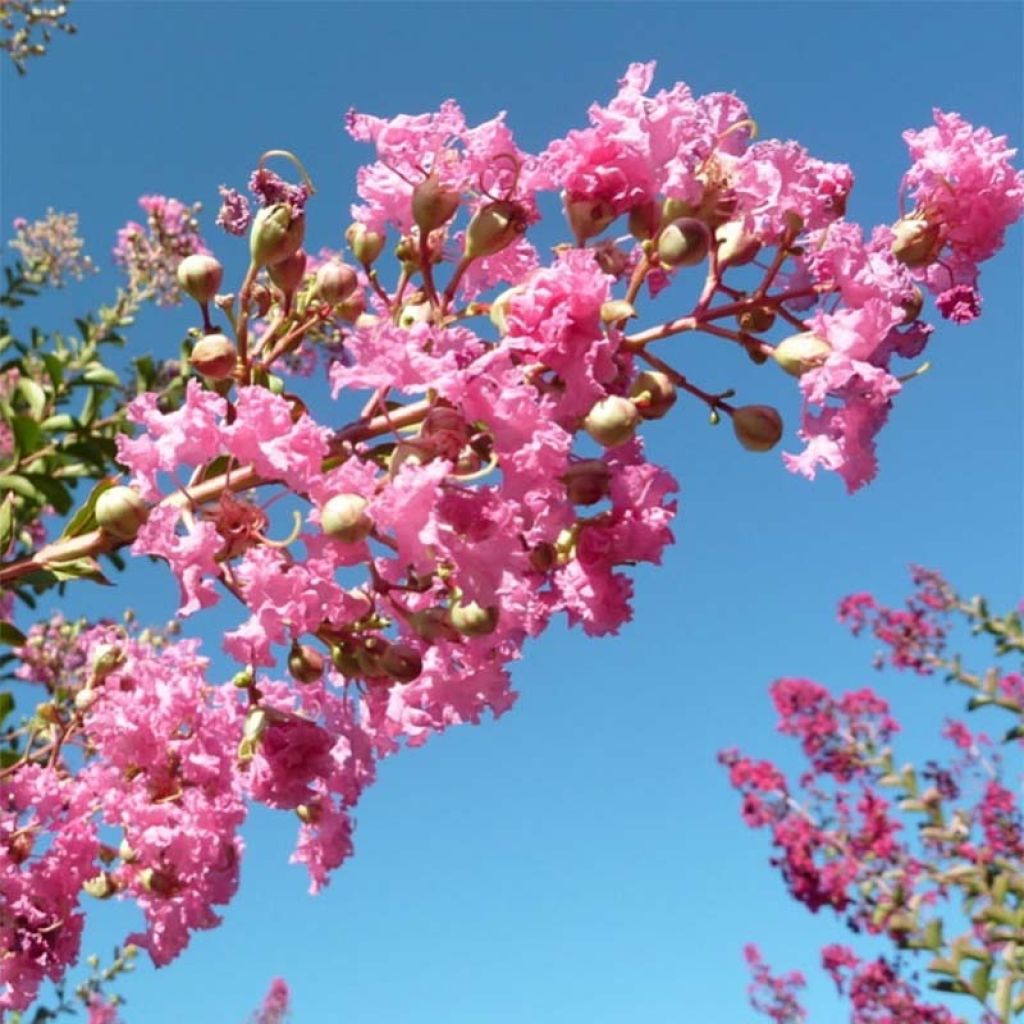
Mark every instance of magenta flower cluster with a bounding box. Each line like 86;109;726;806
3;63;1023;1013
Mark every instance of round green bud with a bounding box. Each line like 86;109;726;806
346;222;386;265
449;597;499;637
562;459;611;506
320;493;372;543
412;172;461;235
315;260;358;305
288;642;325;684
190;332;237;381
94;486;149;542
629;371;677;420
657;218;709;268
464;200;529;260
900;286;924;324
772;332;832;377
890;216;942;268
732;405;783;452
379;642;423;683
715;221;760;268
250;203;305;267
583;395;640;447
176;254;223;305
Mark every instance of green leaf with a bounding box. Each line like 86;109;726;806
0;473;45;503
43;556;111;586
968;963;991;1000
79;387;98;426
20;474;72;515
0;623;25;649
82;365;121;388
0;494;14;553
61;478;115;539
41;352;64;389
15;378;47;420
40;413;76;433
11;416;43;457
0;692;13;728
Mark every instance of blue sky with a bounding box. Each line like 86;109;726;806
2;2;1022;1021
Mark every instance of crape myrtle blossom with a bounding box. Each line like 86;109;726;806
2;66;1022;1013
900;110;1024;319
9;209;96;287
112;195;207;306
735;572;1024;1022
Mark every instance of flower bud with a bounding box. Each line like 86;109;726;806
331;642;361;678
629;371;677;420
657;218;709;268
566;196;617;243
738;305;776;333
379;642;422;683
95;486;149;542
489;285;521;335
250;203;305;267
600;299;637;324
138;868;176;896
592;239;630;278
628;200;660;241
250;283;272;318
320;493;372;543
772;331;832;376
74;688;98;711
900;286;924;324
529;542;556;573
563;460;611;506
346;222;386;265
83;872;117;900
715;222;760;267
583;395;640;447
334;289;366;324
464;200;529;260
176;254;223;305
190;332;237;380
412;172;461;235
891;216;942;268
356;635;392;683
90;643;124;680
449;597;499;637
315;260;358;305
407;607;457;642
288;642;324;684
268;248;307;294
732;405;783;452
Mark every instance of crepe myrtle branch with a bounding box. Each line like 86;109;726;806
0;401;437;588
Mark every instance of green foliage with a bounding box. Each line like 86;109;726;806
0;260;187;609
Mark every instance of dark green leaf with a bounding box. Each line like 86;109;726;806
20;474;72;515
0;623;25;648
11;416;43;457
0;473;45;503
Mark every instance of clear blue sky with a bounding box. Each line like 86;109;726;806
2;2;1022;1021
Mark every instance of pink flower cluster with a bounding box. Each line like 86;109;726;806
735;572;1024;1023
113;195;207;305
745;944;807;1024
6;66;1023;1012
